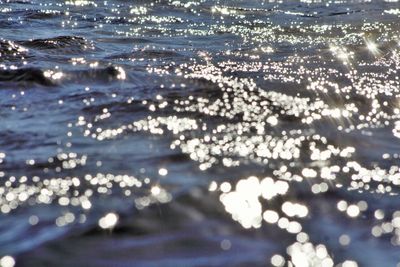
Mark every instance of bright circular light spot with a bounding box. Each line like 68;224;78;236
342;260;358;267
263;210;279;224
98;212;118;229
271;254;285;267
158;168;168;176
346;205;360;218
0;256;15;267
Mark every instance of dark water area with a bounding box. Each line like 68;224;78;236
1;0;400;266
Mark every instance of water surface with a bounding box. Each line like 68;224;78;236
1;0;400;266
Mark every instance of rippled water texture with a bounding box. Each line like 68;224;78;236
1;0;400;266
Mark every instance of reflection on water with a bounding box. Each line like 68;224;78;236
1;0;400;266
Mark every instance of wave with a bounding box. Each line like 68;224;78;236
0;68;53;86
18;36;94;53
0;39;29;61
